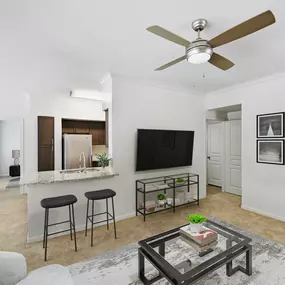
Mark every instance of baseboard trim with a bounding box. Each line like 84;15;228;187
241;205;285;223
27;211;136;244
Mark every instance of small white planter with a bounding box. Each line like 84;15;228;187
158;199;165;206
190;223;204;233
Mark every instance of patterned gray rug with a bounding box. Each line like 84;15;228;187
69;217;285;284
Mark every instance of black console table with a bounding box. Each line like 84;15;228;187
9;165;20;177
136;173;199;221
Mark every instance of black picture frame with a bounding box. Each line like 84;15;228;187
256;112;284;138
256;140;284;165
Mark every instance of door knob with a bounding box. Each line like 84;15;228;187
207;156;210;159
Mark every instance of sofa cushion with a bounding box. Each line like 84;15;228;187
0;251;27;285
16;265;73;285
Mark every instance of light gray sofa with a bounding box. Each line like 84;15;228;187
0;252;73;285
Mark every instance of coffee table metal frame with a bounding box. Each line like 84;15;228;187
138;220;252;285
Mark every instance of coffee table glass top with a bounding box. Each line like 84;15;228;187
138;219;252;281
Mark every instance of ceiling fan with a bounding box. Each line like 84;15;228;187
146;10;275;71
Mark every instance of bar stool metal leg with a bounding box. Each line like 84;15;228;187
106;198;109;230
71;204;77;251
43;209;47;248
69;205;73;240
91;199;94;246
112;197;117;239
44;208;49;261
85;199;89;236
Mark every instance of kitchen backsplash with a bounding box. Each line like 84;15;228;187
92;145;108;158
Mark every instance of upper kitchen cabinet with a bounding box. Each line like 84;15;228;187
90;121;105;145
74;121;90;134
62;119;106;145
62;119;75;134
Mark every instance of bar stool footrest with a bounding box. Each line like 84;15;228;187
47;228;73;237
47;220;72;227
87;218;115;225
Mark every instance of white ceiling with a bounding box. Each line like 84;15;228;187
1;0;285;95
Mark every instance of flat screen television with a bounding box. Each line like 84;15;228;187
136;129;194;171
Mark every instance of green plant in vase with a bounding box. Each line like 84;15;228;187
96;153;112;169
176;178;185;185
157;193;166;206
187;214;207;233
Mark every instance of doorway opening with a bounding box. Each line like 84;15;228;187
0;118;22;192
206;104;242;196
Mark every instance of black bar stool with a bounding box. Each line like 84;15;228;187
40;194;78;261
84;189;117;246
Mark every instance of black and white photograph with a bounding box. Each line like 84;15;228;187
257;140;284;165
257;112;284;138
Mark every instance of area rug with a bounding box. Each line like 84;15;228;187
69;217;285;284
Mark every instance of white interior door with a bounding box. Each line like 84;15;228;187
225;120;242;196
207;123;223;187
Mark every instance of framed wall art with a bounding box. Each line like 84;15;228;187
257;112;284;138
257;140;284;165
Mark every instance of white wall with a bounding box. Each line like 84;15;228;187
205;73;285;222
0;120;21;176
111;77;206;218
23;92;105;181
0;92;29;120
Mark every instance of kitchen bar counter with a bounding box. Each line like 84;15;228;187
25;166;119;243
22;167;118;185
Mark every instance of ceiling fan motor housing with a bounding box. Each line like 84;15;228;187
186;39;213;64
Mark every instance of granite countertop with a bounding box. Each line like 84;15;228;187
22;167;118;185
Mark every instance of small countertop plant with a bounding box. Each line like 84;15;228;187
187;214;207;224
96;153;112;168
157;193;166;200
176;178;185;183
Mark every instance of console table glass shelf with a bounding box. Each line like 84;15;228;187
136;173;199;221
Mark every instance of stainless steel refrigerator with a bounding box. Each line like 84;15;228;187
63;134;92;169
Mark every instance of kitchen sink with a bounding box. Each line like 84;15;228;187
59;169;81;174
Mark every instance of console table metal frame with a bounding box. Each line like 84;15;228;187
136;173;199;221
138;220;252;285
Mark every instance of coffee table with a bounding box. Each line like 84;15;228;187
138;219;252;284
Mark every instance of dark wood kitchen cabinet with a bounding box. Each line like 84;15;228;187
74;121;90;134
90;121;105;145
62;119;106;145
38;116;54;171
62;119;74;134
98;129;105;145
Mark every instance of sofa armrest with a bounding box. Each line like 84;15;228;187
0;252;27;285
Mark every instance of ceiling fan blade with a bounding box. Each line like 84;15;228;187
155;55;187;71
147;25;190;47
209;10;275;48
208;52;235;70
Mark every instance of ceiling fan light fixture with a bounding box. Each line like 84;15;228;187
186;39;213;64
187;52;211;64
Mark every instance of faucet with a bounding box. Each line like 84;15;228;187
79;152;86;172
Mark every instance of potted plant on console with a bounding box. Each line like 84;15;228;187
157;193;166;206
176;178;185;185
188;214;207;233
96;153;112;169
